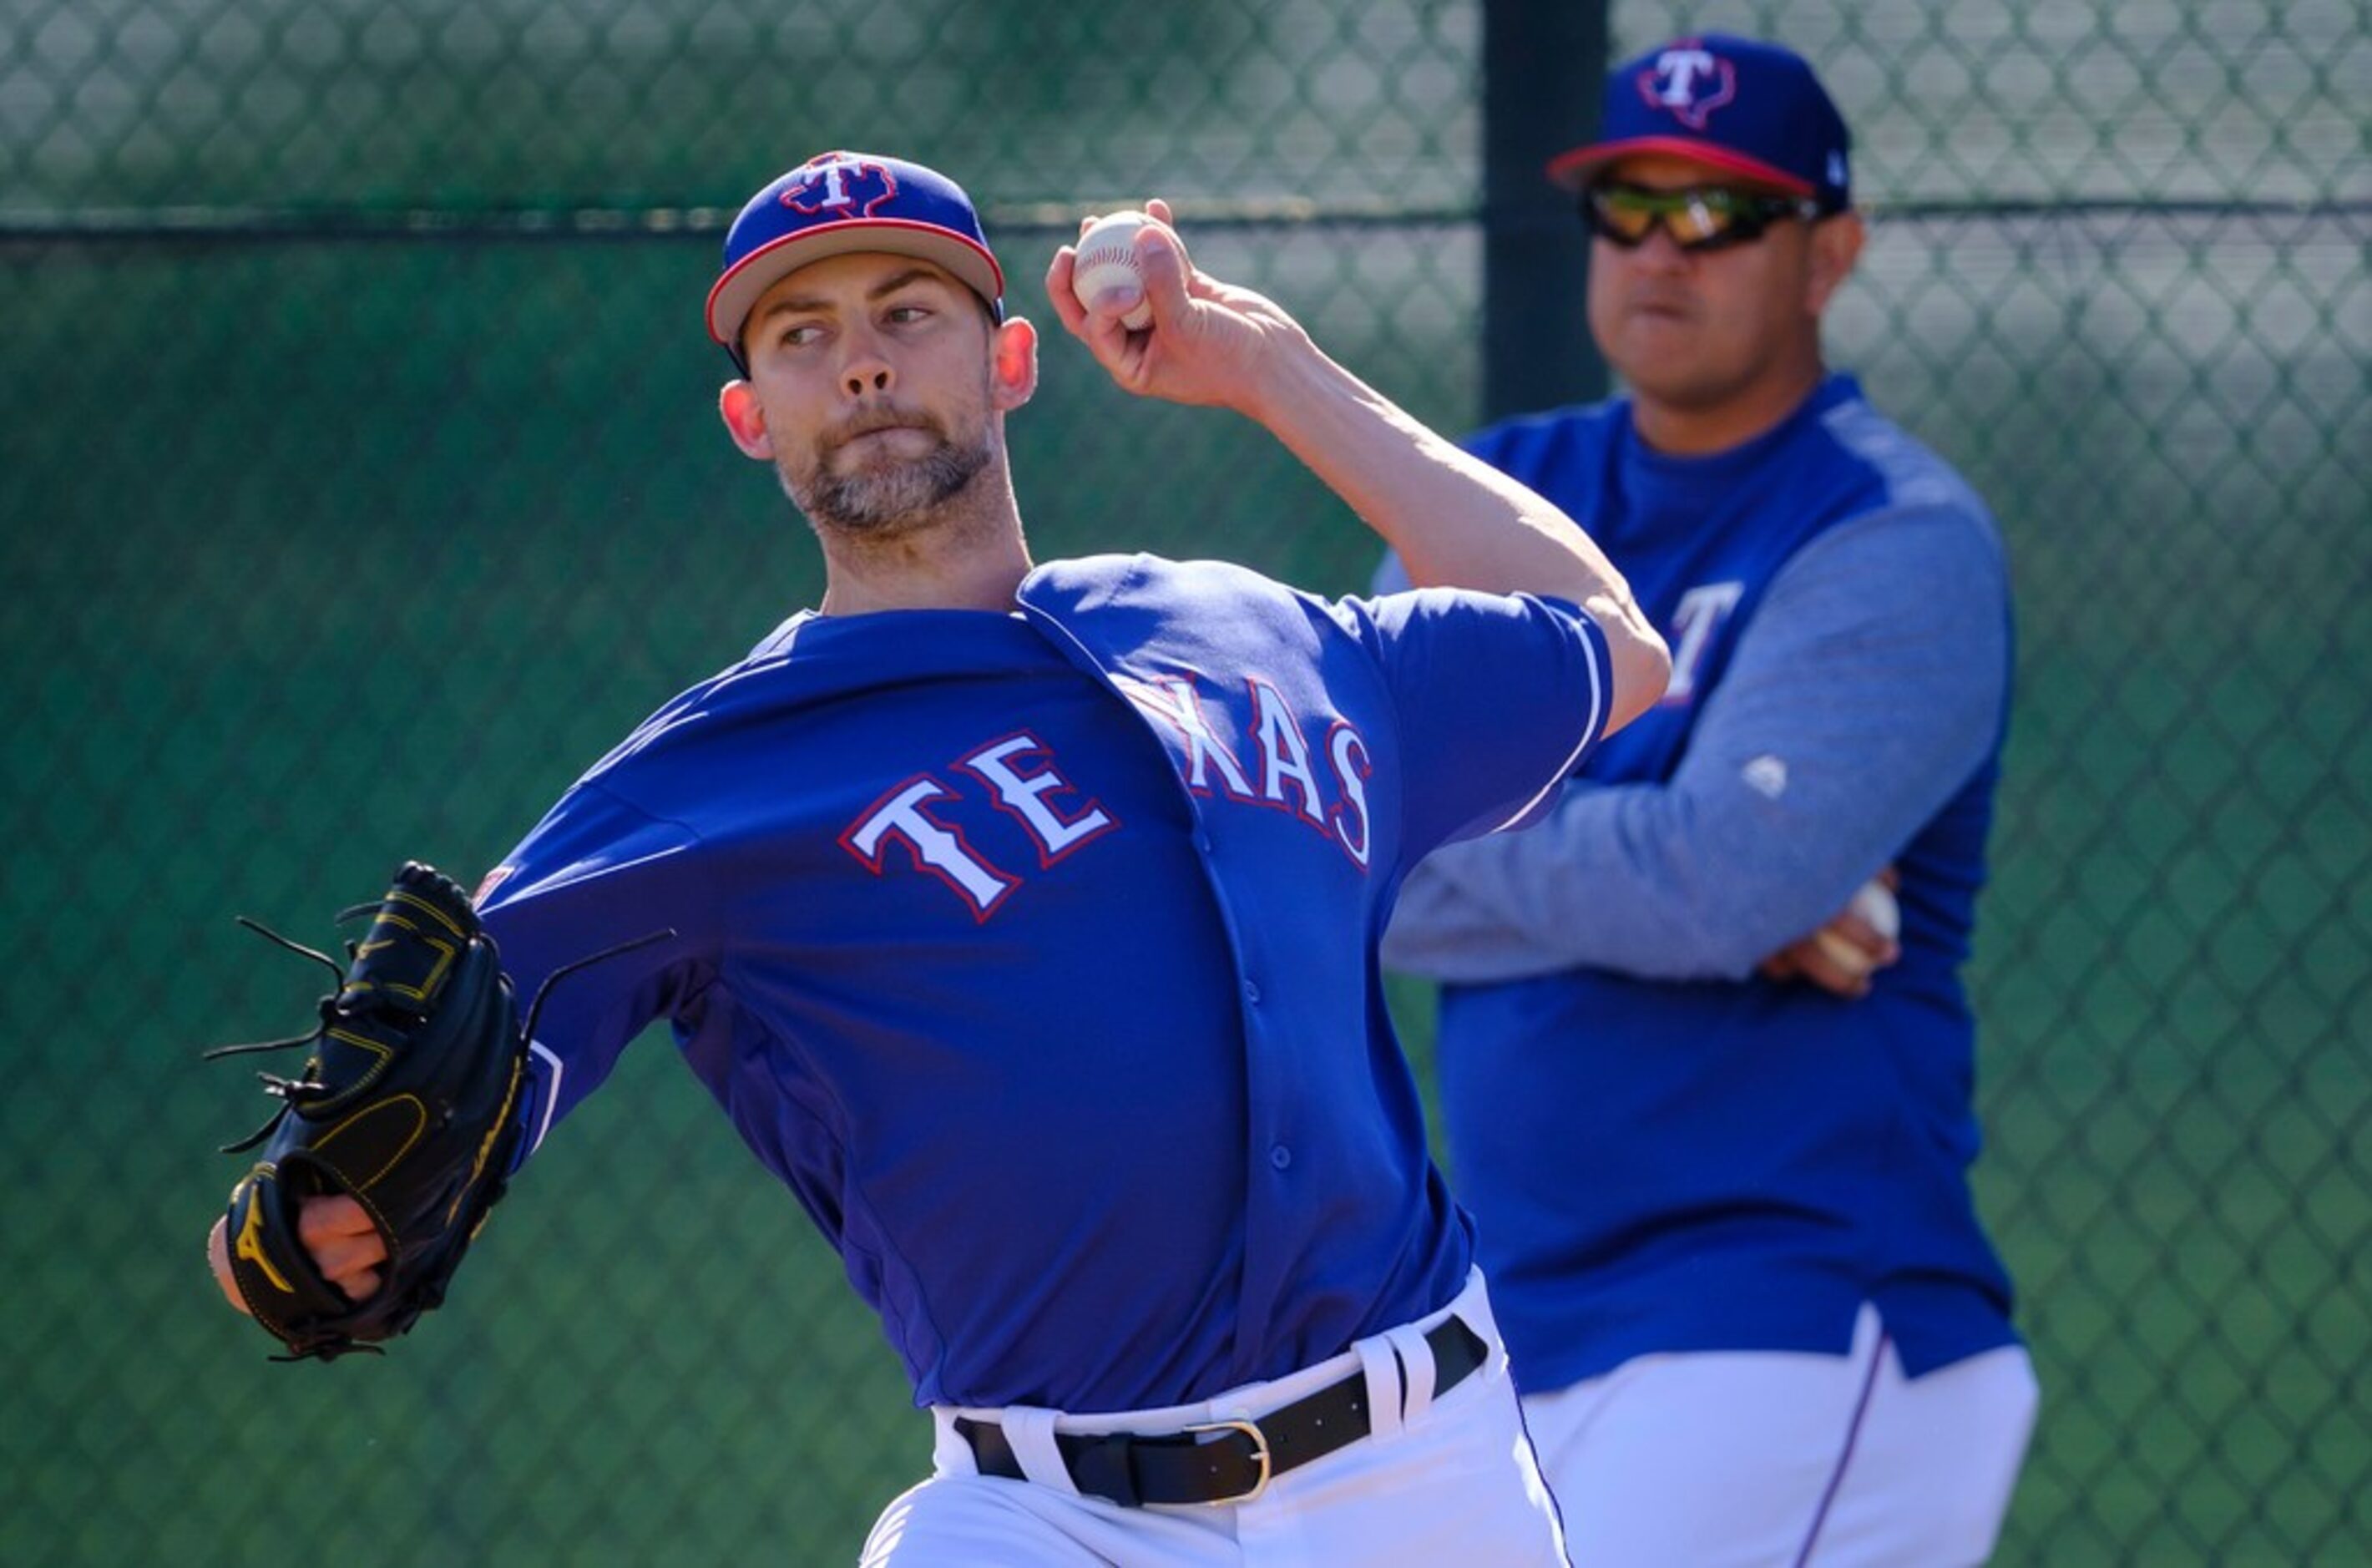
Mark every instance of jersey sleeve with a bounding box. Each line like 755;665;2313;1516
473;779;717;1164
1338;587;1612;862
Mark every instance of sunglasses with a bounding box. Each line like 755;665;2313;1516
1582;183;1826;253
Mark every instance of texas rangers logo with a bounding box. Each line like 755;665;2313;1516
781;153;896;220
1662;579;1744;705
1636;44;1737;129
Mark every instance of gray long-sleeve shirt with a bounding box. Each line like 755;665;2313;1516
1382;503;2010;983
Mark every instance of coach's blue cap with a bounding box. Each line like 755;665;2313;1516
706;150;1006;359
1547;34;1852;210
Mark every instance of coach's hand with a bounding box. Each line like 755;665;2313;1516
208;1193;388;1313
1044;199;1312;419
1759;869;1901;999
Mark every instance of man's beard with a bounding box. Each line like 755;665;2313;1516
783;415;994;538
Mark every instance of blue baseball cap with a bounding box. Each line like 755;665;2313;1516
706;150;1006;360
1547;34;1852;210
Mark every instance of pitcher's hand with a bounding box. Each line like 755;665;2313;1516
1045;200;1313;420
208;1192;387;1313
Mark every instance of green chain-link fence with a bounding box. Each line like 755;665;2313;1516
3;0;2364;1561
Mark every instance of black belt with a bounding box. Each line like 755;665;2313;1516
957;1315;1488;1508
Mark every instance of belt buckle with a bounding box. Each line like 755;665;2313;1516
1182;1415;1272;1505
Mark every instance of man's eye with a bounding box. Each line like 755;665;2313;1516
885;305;931;325
779;324;823;348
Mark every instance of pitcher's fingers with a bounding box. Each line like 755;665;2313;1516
326;1263;383;1302
1132;222;1194;321
299;1192;388;1298
298;1191;378;1246
1043;248;1094;337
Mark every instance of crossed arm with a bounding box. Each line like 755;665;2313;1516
1383;503;2010;992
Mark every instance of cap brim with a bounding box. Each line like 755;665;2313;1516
1545;135;1814;197
706;219;1005;348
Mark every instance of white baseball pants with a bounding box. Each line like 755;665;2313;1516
1527;1302;2038;1567
859;1269;1568;1566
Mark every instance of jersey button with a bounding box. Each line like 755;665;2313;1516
1244;980;1262;1004
1192;832;1213;855
1269;1145;1292;1170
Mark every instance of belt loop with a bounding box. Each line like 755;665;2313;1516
1454;1267;1500;1353
999;1406;1079;1497
1353;1334;1406;1444
1383;1323;1436;1422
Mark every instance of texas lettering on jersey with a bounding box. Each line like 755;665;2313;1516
838;668;1376;919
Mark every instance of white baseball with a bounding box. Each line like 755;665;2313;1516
1813;878;1900;978
1071;211;1156;330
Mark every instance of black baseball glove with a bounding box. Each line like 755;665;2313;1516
212;861;526;1363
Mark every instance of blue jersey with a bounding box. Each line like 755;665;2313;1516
1399;375;2019;1388
474;554;1611;1413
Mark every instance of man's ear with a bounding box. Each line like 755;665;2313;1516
1805;211;1866;317
989;316;1039;412
718;380;772;459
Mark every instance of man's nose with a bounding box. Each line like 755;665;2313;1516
839;327;893;397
